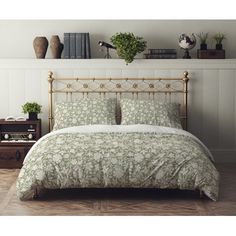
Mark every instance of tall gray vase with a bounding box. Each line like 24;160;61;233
33;36;48;58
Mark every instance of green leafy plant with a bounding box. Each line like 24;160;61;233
22;102;42;114
213;33;226;44
197;32;209;44
110;32;147;64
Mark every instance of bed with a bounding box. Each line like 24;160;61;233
16;71;219;201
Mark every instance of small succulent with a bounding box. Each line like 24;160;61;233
213;33;226;44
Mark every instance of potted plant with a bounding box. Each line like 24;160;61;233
213;33;226;50
110;32;147;64
22;102;42;120
197;32;209;50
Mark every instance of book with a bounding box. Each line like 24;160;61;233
76;33;82;59
63;33;70;59
69;33;76;59
5;116;26;121
85;33;91;59
148;49;177;54
144;53;177;59
81;33;86;59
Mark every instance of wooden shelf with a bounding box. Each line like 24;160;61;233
1;58;236;70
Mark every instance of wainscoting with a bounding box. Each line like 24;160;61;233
0;59;235;162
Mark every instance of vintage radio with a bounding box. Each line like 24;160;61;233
1;133;36;142
0;120;41;143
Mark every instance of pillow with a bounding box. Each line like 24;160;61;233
120;98;182;129
53;98;116;130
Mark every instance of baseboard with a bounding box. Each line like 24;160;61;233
210;149;236;163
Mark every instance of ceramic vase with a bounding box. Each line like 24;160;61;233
33;36;48;59
50;35;64;59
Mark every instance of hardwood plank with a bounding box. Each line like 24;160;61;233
0;169;19;190
0;164;235;216
0;181;16;214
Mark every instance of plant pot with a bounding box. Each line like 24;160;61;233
216;44;223;50
28;112;38;120
200;43;207;50
50;35;64;59
33;36;49;58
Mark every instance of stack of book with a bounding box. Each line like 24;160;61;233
64;33;91;59
145;49;177;59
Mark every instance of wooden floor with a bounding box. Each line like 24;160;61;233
0;163;235;216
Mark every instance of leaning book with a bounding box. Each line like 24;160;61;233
5;116;26;121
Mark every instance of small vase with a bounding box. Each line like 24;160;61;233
216;44;223;50
28;112;38;120
200;43;207;50
50;35;64;59
33;36;48;58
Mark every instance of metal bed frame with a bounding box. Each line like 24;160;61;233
47;71;189;131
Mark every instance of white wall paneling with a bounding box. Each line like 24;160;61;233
202;70;220;148
9;70;26;117
0;70;10;116
188;69;204;141
0;59;235;162
218;70;235;149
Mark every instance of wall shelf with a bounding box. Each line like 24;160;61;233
1;58;236;69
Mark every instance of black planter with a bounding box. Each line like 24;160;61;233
216;44;223;50
28;112;38;120
200;43;207;50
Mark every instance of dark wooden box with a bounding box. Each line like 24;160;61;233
0;119;41;168
197;49;225;59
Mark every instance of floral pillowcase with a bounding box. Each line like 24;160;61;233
53;98;116;130
120;98;182;129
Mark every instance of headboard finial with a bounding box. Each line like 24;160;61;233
48;71;54;82
48;71;54;132
183;71;189;81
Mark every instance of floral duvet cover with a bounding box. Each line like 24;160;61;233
16;125;219;201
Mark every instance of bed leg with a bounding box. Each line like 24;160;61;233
199;190;203;199
33;188;39;199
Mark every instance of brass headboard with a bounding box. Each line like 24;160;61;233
48;71;189;132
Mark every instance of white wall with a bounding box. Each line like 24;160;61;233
0;20;236;59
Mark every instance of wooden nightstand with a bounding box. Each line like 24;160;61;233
0;119;41;168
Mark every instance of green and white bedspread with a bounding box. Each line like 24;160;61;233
16;125;219;201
